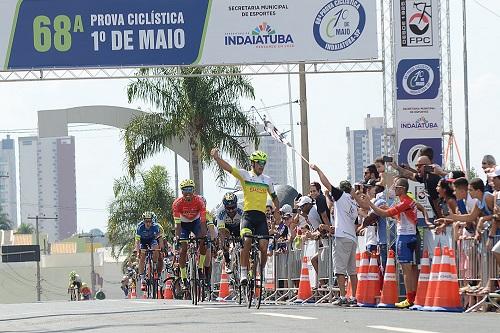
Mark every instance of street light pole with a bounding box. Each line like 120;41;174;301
462;0;471;175
79;232;103;298
299;63;310;194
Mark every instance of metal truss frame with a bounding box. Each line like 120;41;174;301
0;60;382;82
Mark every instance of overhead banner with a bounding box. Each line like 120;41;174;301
0;0;378;70
393;0;443;218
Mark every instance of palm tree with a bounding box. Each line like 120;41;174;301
0;205;11;230
15;223;34;234
107;165;175;257
125;66;259;190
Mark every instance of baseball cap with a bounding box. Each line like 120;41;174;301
339;180;352;193
487;166;500;178
297;196;313;207
279;204;293;216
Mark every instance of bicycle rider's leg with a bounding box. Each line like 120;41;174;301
178;223;190;283
152;239;160;265
219;228;230;264
256;220;270;270
138;243;146;276
195;219;207;270
204;242;212;286
240;231;252;283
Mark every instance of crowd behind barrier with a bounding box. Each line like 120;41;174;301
206;226;499;310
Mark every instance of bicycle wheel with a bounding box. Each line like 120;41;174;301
233;252;242;305
190;253;198;305
256;253;264;309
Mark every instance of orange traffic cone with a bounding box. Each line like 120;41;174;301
447;249;463;312
378;250;398;308
130;286;137;299
359;252;380;307
217;263;231;301
355;251;370;305
411;250;430;310
431;247;463;312
295;256;313;302
421;247;442;311
163;277;174;299
346;252;360;299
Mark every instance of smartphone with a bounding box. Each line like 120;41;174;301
423;165;434;173
354;183;361;191
383;155;393;163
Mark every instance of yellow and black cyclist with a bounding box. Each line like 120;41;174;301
211;148;280;285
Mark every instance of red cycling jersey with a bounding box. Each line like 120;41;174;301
172;195;206;224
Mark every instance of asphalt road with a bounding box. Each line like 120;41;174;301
0;299;497;333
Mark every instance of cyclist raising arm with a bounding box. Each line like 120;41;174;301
173;179;207;290
211;148;280;285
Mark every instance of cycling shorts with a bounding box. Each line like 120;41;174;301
221;223;240;238
180;218;202;239
140;238;159;249
396;234;420;264
71;281;82;290
240;210;269;238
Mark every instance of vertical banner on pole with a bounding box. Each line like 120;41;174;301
393;0;443;216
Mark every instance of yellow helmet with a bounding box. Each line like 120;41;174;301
179;179;195;190
249;150;267;162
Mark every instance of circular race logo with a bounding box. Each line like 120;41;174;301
406;144;426;169
402;64;434;96
409;12;430;35
313;1;366;51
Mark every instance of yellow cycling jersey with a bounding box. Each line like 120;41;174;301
230;166;276;213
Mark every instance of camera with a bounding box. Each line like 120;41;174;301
423;165;434;173
354;183;362;191
382;155;393;163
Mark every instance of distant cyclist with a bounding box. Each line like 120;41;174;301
172;179;207;290
211;149;280;285
216;192;244;273
134;211;161;290
68;271;82;295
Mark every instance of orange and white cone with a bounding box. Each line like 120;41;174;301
378;250;398;308
421;247;442;311
411;250;430;310
163;277;174;300
359;252;380;307
430;247;463;312
295;256;313;302
355;252;370;305
217;262;231;301
130;286;137;299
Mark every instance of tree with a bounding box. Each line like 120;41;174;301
125;66;259;190
15;223;34;234
0;205;11;231
107;165;175;257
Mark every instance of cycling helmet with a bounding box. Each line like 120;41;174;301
180;179;195;190
142;211;153;220
249;150;268;162
222;192;238;207
69;271;76;279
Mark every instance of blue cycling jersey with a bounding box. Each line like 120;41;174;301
135;221;160;241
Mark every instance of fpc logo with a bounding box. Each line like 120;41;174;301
396;59;440;100
313;1;366;51
400;0;433;47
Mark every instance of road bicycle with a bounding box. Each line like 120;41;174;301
243;234;273;309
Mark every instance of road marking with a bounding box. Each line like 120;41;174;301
202;307;219;310
367;325;442;333
252;312;316;320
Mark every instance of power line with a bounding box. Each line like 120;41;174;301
473;0;500;18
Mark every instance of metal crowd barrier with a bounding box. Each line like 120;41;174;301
207;231;499;306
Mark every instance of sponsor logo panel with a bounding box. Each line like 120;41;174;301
396;58;440;100
400;0;433;47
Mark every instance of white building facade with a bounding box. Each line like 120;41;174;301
0;135;17;228
19;136;77;241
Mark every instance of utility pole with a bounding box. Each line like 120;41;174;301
27;215;57;302
299;63;310;195
79;232;103;298
287;64;298;189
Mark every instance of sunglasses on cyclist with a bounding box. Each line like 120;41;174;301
255;160;266;167
182;186;194;193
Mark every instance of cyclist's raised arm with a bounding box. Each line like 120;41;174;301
211;148;232;173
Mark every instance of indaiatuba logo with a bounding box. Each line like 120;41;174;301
401;116;438;130
313;0;366;51
224;22;294;48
